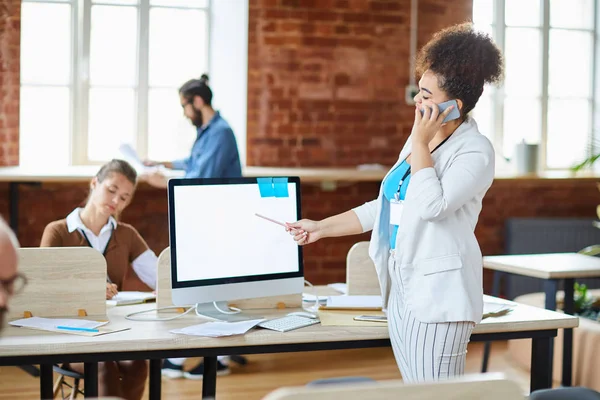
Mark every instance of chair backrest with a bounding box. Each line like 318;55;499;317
262;374;524;400
156;247;173;309
156;246;302;310
530;387;600;400
346;241;379;295
9;247;107;320
504;218;600;299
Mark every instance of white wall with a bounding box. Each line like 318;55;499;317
209;0;248;165
593;2;600;173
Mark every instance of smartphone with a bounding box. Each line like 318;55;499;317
353;315;388;323
420;99;460;123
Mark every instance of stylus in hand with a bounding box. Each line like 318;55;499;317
255;213;287;227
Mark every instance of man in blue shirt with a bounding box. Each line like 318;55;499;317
144;74;242;187
144;75;244;377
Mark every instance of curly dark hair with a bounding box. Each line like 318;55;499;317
416;23;503;116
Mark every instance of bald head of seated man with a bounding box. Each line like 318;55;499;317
0;218;19;331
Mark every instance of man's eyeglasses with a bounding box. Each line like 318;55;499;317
181;98;193;108
1;273;27;296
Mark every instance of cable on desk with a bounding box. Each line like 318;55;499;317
303;279;320;313
125;304;197;321
210;302;241;315
126;281;319;321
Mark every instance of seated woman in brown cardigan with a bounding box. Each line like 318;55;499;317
41;159;156;400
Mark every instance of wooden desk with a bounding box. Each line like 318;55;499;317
484;253;600;280
0;296;578;399
483;253;600;386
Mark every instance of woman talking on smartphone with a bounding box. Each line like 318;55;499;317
286;23;503;382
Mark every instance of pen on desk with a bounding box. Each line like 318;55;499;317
255;213;287;227
56;326;100;333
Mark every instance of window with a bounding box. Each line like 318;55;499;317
472;0;596;170
20;0;209;167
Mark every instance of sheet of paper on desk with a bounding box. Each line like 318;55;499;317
171;319;266;338
325;295;382;309
483;294;516;306
9;317;108;330
107;291;156;306
9;317;128;336
327;283;348;294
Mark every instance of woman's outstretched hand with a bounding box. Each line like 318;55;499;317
285;219;321;246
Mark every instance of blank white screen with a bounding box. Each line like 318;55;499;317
173;183;300;282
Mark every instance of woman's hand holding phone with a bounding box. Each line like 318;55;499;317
412;100;456;145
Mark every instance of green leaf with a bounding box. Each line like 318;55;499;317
572;153;600;171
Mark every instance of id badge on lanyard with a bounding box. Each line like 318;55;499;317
388;134;452;227
390;197;404;225
389;167;410;226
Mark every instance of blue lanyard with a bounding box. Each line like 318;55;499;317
394;167;412;201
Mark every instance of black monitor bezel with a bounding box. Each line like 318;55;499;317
167;177;303;289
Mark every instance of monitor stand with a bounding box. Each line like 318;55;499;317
194;302;262;322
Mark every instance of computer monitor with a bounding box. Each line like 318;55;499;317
167;177;304;319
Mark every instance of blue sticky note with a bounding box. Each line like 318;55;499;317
273;177;289;198
257;178;275;197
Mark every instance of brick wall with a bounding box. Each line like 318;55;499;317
0;0;20;166
2;178;597;290
247;0;472;167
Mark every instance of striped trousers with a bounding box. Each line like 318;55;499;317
387;254;474;383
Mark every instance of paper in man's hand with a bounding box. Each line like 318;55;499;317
118;143;157;174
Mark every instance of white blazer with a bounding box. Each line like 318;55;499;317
353;117;494;324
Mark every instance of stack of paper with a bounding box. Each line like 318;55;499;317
483;296;515;319
322;295;382;310
170;319;265;338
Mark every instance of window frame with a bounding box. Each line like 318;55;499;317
21;0;211;166
476;0;598;170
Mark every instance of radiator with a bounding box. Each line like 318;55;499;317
501;218;600;299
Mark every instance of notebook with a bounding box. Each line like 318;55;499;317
107;291;156;306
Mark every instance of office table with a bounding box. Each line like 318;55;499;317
0;296;578;399
483;253;600;386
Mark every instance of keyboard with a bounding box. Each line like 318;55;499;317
258;315;320;332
